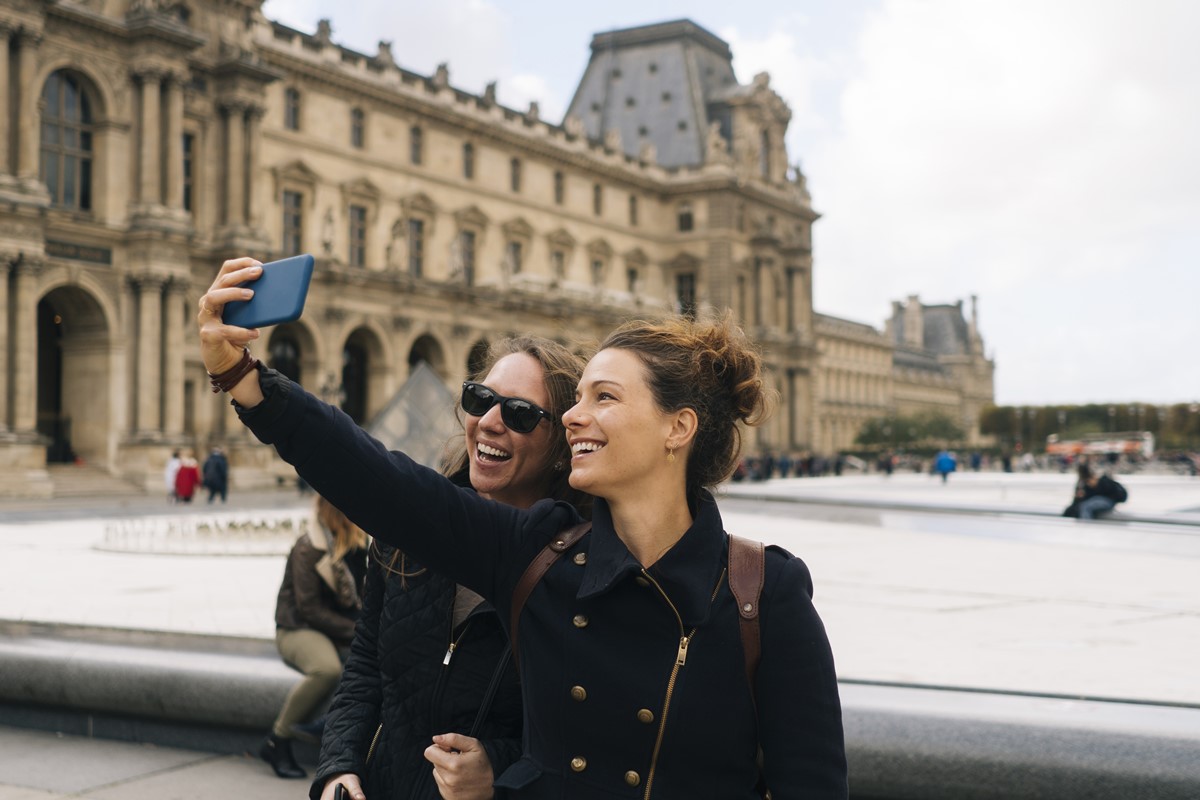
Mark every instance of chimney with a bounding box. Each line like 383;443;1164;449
905;295;923;349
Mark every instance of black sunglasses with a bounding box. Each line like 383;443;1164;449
461;382;553;434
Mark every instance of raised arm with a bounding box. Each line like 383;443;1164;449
197;257;266;407
196;259;575;601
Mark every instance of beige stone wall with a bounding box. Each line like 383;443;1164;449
0;4;987;494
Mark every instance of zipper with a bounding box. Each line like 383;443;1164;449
365;722;382;764
639;567;725;800
430;617;475;731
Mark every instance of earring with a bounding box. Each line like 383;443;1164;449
554;461;564;471
667;447;676;464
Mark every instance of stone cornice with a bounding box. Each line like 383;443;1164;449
125;12;206;51
255;44;674;190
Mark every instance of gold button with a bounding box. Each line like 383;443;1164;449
570;685;587;702
573;552;587;565
635;576;650;587
572;614;589;628
570;756;587;772
624;770;641;787
636;708;654;724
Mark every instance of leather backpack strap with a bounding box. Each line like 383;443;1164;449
727;533;765;695
509;522;591;668
729;533;771;799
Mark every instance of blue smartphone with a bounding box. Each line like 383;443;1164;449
222;254;314;329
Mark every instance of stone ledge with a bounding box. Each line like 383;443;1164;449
3;623;1200;798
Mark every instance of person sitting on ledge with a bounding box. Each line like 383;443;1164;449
1063;461;1128;520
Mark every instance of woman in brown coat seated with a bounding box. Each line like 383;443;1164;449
262;495;369;778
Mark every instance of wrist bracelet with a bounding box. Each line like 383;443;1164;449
208;348;261;393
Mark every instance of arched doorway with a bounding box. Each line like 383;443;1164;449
268;330;302;383
37;287;110;464
466;339;490;378
342;337;367;424
407;334;446;379
267;323;318;387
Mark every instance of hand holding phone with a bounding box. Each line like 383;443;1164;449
221;254;314;329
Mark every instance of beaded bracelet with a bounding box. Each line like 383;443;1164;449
208;348;261;393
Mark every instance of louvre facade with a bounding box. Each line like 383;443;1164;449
0;2;992;495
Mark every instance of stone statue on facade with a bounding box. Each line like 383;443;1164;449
321;208;334;257
376;41;395;68
705;121;732;165
315;19;333;46
432;63;450;90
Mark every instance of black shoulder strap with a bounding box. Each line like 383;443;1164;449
509;522;591;668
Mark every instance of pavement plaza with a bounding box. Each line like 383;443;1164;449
0;471;1198;797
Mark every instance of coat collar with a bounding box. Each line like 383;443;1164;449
577;491;728;627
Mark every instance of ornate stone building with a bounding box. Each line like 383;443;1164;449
0;4;989;496
814;296;995;453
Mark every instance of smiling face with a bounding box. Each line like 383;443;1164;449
563;347;681;500
465;352;557;509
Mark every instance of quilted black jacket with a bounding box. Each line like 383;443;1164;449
309;531;523;798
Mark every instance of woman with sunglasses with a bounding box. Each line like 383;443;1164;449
199;258;846;799
312;337;588;800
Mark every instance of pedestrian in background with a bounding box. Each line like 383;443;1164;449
262;495;369;779
173;449;201;503
1063;462;1128;520
934;450;957;484
203;447;229;504
164;449;181;503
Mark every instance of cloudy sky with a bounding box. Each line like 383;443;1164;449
262;0;1199;406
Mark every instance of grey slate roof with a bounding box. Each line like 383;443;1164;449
565;19;739;168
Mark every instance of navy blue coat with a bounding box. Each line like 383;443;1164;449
240;368;847;799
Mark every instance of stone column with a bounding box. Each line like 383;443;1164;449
134;276;164;436
11;258;40;434
161;280;186;436
164;74;185;211
244;106;264;228
0;256;10;431
16;31;42;184
223;102;246;226
0;28;12;177
138;71;163;205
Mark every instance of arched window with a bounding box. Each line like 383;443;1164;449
40;71;94;211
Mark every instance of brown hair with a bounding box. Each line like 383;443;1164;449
316;494;368;563
599;311;769;496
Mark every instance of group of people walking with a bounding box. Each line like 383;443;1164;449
199;256;849;798
164;447;228;503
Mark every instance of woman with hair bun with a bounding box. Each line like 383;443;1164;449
198;256;847;798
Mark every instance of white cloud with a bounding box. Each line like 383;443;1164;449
263;0;515;98
806;0;1200;403
504;73;563;121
